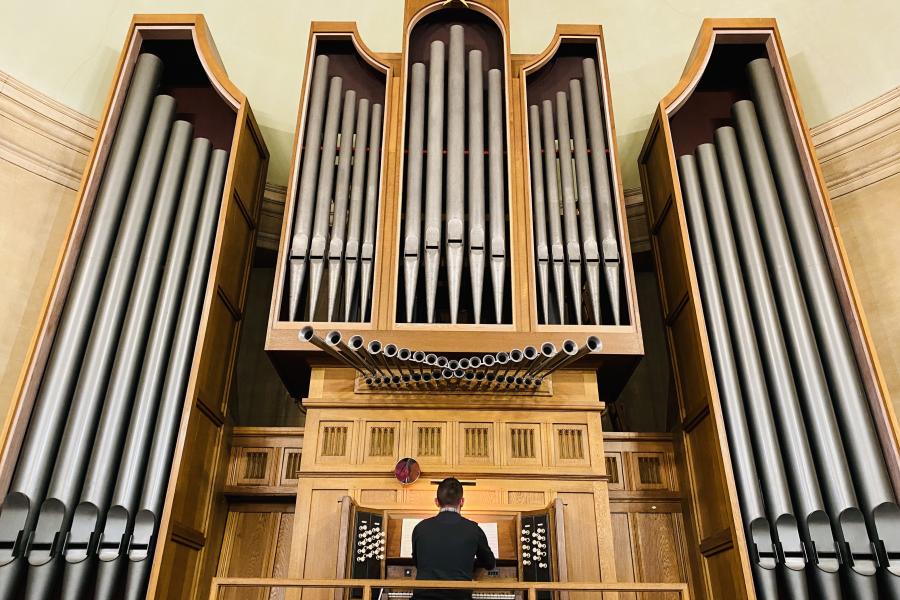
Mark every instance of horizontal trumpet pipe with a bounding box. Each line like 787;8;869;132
300;327;359;372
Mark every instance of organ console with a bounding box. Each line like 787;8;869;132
337;496;566;598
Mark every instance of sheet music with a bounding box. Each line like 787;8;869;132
399;518;500;559
478;522;500;557
400;518;423;558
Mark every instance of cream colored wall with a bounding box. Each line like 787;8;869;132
2;0;900;188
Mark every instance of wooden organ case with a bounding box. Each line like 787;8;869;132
263;0;657;597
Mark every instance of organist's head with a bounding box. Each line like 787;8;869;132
435;477;464;511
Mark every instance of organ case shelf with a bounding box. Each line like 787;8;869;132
0;15;268;600
638;18;900;600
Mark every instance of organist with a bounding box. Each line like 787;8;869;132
411;477;496;600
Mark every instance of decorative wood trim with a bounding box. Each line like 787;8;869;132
811;85;900;198
0;70;95;190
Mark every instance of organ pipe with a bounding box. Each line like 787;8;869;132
695;143;808;597
359;103;383;322
678;153;780;600
468;50;486;324
308;77;345;320
540;100;566;324
581;58;621;324
22;94;176;600
423;40;445;324
326;91;358;321
487;68;506;323
746;66;900;587
733;99;880;594
568;79;602;325
344;99;371;321
528;104;551;324
0;53;163;600
446;24;465;324
60;120;194;600
403;63;426;323
92;138;214;600
714;125;842;597
122;149;229;600
555;91;583;325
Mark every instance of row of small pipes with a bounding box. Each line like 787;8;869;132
301;327;600;391
288;54;384;323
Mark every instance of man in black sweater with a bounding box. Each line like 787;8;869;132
411;477;496;600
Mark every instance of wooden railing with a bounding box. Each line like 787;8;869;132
208;578;691;599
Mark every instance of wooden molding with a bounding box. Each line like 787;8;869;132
811;85;900;198
0;70;95;190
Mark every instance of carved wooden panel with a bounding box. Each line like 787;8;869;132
232;447;275;486
317;421;352;464
363;421;400;464
634;453;667;490
552;424;589;466
415;424;443;457
504;423;542;466
280;448;303;486
605;453;624;490
459;423;495;465
507;490;546;505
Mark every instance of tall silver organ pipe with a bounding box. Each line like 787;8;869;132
540;100;566;323
487;68;507;324
308;77;345;320
581;57;621;324
326;91;358;321
359;103;383;322
568;79;602;325
528;105;551;324
554;91;583;325
403;62;427;323
446;24;465;324
344;99;371;321
424;40;446;324
289;54;330;320
468;50;486;324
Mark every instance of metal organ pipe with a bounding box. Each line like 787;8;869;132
746;64;900;586
528;104;551;324
61;120;193;600
289;54;330;320
121;149;229;600
91;137;212;600
581;57;621;324
23;94;176;600
568;79;602;325
468;50;486;324
678;154;780;600
308;77;345;320
446;24;465;324
360;102;383;322
695;143;808;597
326;92;359;321
344;99;371;322
714;126;842;597
0;53;162;599
487;69;507;324
733;99;881;591
424;40;445;324
555;91;583;325
540;101;566;324
403;62;426;323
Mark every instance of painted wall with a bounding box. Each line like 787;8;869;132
2;0;900;188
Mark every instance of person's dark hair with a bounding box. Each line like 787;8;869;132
436;477;464;507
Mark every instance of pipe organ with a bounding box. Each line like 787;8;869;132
0;6;898;600
639;19;900;600
0;15;268;600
